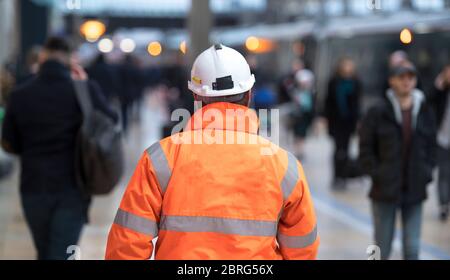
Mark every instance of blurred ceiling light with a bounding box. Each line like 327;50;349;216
148;41;162;56
245;36;260;52
120;38;136;53
180;41;187;54
98;38;114;53
400;28;413;44
80;20;106;42
246;36;275;54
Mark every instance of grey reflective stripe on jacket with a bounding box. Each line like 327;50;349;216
146;142;172;194
280;152;300;201
114;209;158;237
277;225;318;249
159;215;277;237
277;151;318;249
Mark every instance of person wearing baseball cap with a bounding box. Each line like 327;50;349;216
359;61;436;259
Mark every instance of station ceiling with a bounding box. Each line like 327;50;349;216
33;0;266;17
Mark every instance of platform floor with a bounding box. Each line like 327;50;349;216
0;92;449;260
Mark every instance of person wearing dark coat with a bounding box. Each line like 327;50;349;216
277;59;304;104
359;65;436;260
87;54;120;101
427;64;450;221
324;58;361;190
118;55;143;132
1;37;118;260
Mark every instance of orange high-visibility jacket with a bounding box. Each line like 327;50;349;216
105;102;319;260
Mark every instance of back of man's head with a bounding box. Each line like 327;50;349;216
194;91;251;107
40;37;71;65
44;37;71;53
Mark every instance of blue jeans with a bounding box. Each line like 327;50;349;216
21;189;88;260
371;201;423;260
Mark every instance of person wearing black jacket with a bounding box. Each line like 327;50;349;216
118;55;143;132
87;53;120;101
1;37;118;260
359;65;436;260
428;64;450;221
324;57;361;190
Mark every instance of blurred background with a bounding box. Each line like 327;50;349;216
0;0;449;260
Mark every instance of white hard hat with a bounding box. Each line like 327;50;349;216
188;44;255;97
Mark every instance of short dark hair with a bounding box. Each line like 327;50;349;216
196;91;250;106
43;37;71;53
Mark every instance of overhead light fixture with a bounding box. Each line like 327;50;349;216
400;28;413;44
80;20;106;42
120;38;136;53
98;38;114;53
148;41;162;57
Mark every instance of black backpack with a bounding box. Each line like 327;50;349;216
73;80;124;196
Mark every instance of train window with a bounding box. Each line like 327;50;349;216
413;0;445;11
381;0;402;12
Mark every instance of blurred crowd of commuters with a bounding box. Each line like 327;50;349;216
0;36;449;260
0;37;193;259
277;50;450;260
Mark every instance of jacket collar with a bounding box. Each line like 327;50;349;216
37;60;71;81
386;88;424;130
184;102;259;135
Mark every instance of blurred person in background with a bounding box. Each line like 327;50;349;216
0;65;15;179
246;54;271;90
383;50;422;92
248;55;277;132
1;37;118;260
390;50;409;69
161;52;193;138
324;57;361;190
161;85;186;138
428;63;450;221
278;58;304;104
382;51;408;93
289;69;315;159
87;53;120;102
1;65;16;105
163;52;193;114
118;54;143;132
359;64;436;260
16;46;41;85
252;84;277;133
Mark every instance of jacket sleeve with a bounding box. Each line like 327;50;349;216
358;107;379;178
105;151;163;260
277;159;319;260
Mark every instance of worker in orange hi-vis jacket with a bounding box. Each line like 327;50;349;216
105;44;319;260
